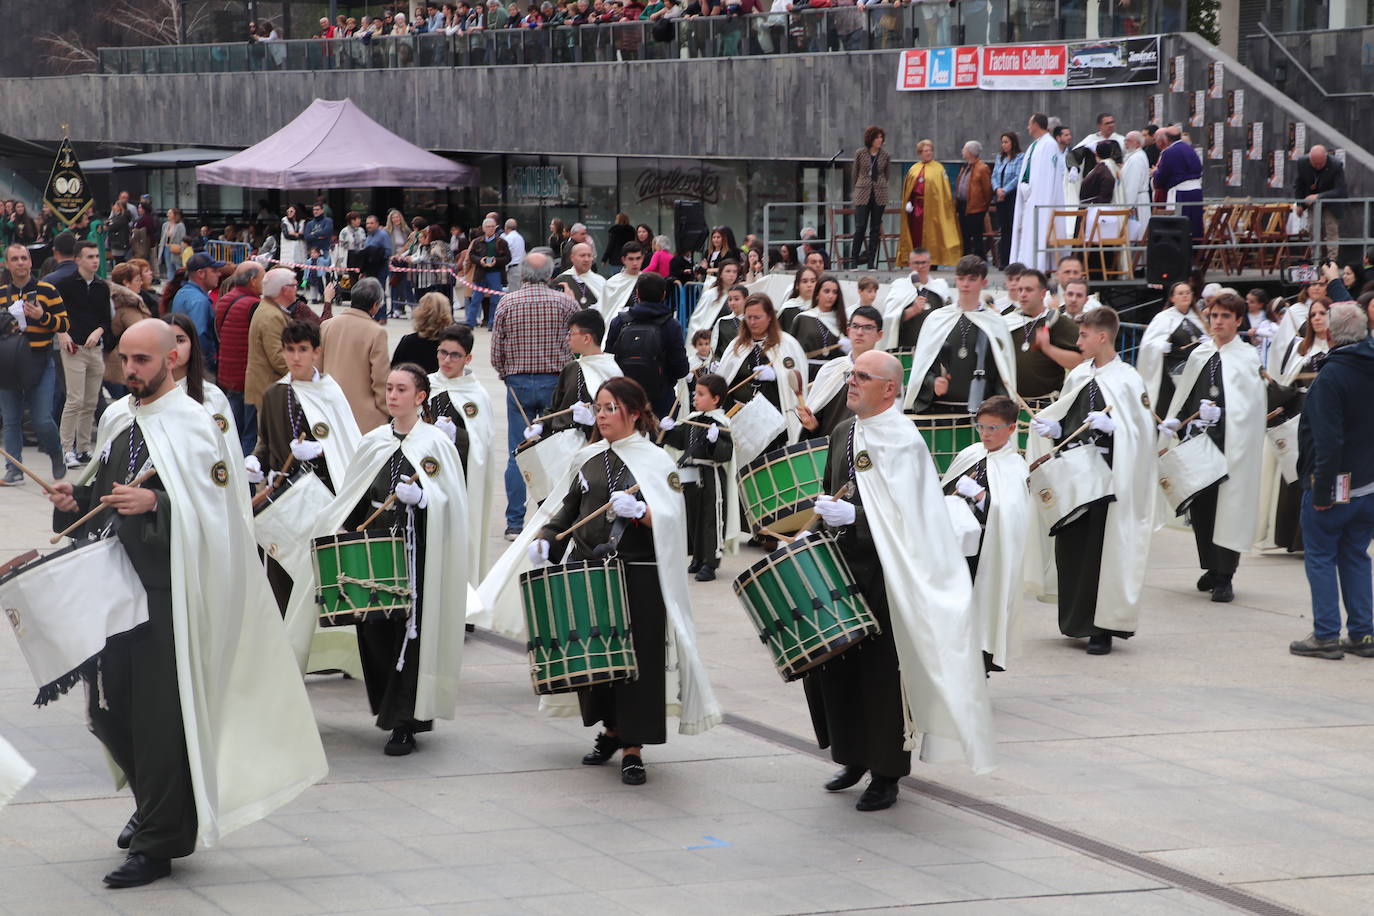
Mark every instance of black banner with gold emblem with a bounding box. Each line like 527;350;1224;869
42;138;93;228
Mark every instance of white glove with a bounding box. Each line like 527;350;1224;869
1031;417;1062;439
837;337;853;354
527;538;549;566
755;365;777;382
1255;324;1275;339
1157;418;1182;438
266;470;284;488
571;402;595;426
708;361;719;374
244;455;264;484
814;495;856;527
1161;341;1172;353
658;416;677;431
1198;399;1222;424
523;422;543;440
394;479;427;509
904;201;914;213
1086;410;1116;434
291;438;324;462
706;425;720;443
955;475;983;500
434;415;458;443
609;490;647;519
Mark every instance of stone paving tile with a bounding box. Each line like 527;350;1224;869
1233;875;1374;916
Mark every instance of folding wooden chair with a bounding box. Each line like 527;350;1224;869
1045;208;1089;262
1254;203;1294;274
1084;207;1134;280
1196;204;1236;275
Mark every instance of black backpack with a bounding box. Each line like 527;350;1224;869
614;311;672;398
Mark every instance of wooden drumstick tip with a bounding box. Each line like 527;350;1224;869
354;472;421;531
556;483;641;541
49;467;158;544
0;447;57;494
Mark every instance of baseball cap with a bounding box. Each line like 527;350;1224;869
185;252;226;272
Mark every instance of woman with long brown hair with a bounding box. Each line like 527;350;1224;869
790;275;850;381
716;293;808;449
775;264;819;333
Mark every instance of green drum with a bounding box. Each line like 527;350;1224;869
887;347;916;383
312;531;412;627
737;439;829;535
520;560;637;695
733;534;878;682
910;413;979;474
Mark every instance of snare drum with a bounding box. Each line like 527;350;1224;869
1158;433;1229;516
732;534;878;682
1028;445;1116;535
0;539;149;703
910;413;979;474
519;560;637;695
312;531;411;626
514;428;584;506
253;470;334;562
737;440;828;534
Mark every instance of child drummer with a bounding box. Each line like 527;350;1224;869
523;309;622;443
658;373;736;581
314;364;469;756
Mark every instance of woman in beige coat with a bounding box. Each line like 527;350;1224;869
103;263;154;393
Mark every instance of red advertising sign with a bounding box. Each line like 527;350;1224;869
978;44;1069;91
896;49;930;91
896;46;981;91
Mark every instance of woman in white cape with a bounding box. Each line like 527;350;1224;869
776;265;819;333
684;259;741;344
1136;281;1207;412
312;363;469;756
790;275;852;381
716;293;809;451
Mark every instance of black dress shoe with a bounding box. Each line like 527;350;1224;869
1086;634;1113;655
1196;571;1215;592
621;753;646;786
855;775;899;811
824;765;866;791
103;852;171;888
1211;580;1235;603
694;566;716;582
384;727;417;756
581;731;620;766
687;560;701;574
116;812;139;850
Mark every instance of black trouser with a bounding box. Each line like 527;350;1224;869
1188;484;1240;579
958;204;986;260
87;589;198;859
995;197;1016;267
357;613;432;733
852;201;885;268
1054;502;1133;639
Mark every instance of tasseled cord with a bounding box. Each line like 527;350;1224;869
900;671;918;752
395;505;419;672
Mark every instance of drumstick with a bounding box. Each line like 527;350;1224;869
1266;406;1285;421
806;342;842;358
1156;410;1204;457
534;404;578;424
777;481;856;544
0;448;57;494
1028;406;1113;472
655;393;681;444
250;437;302;509
726;369;764;395
555;484;641;541
511;392;532;429
50;467;158;544
355;473;420;531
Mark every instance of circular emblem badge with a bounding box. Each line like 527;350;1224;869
522;470;533;484
312;422;330;439
782;357;795;370
210;461;229;487
1275;437;1288;451
855;450;872;471
668;471;682;492
463;402;478;419
1038;488;1054;506
1140;392;1151;409
1160;477;1173;493
421;457;441;478
213;413;229;433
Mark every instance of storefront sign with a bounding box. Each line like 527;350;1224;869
979;44;1067;91
510;165;572;205
1066;36;1160;89
895;46;978;91
632;165;720;205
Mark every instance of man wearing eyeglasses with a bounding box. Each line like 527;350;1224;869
797;305;883;439
802;349;995;811
878;248;949;350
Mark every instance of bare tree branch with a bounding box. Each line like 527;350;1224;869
35;32;102;74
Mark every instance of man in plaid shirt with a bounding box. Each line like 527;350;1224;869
490;250;576;537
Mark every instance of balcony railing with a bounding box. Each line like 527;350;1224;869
97;1;1184;74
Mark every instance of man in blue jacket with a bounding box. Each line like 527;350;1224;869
605;272;688;417
1291;302;1374;659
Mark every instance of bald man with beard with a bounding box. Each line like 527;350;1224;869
554;241;607;310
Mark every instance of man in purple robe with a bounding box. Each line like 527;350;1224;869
1153;127;1204;239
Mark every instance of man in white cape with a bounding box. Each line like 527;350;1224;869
878;248;950;350
1118;131;1153;236
597;241;644;335
805;350;995;813
552;242;606;310
1030;308;1159;654
903;256;1018;414
797;304;882;438
473;433;722;737
1009;112;1062;271
941;395;1031;672
1159;294;1266;603
526;309;622;443
50;320;326;888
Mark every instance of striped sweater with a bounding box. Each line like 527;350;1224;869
0;278;69;351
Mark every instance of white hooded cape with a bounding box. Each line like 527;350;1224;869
682;406;744;554
1119;147;1152;232
942;440;1031;668
0;734;34;809
1256;338;1328;547
901;306;1018;411
1267;303;1310;378
807;353;853;417
851;404;996;773
1164;337;1266;554
429;369;499;579
716;333;809;443
1009;135;1063;271
1136;306;1207;410
274;372;363;487
877;275;951;351
599;270;639;334
474;434;723;735
1035;357;1159;632
686;276;729;342
312;421;469;722
81;388;328;846
575;352;623;401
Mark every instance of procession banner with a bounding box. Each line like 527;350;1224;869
42;138;93;229
978;43;1068;91
895;46;979;91
1065;36;1161;89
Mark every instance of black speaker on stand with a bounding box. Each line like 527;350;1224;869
1145;216;1193;287
674;199;709;255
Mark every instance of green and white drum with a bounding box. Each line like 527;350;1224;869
520;560;637;695
887;347;916;383
737;439;829;534
910;413;979;474
312;531;412;627
733;534;878;682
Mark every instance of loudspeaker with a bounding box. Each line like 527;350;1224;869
674;200;708;253
1145;217;1193;286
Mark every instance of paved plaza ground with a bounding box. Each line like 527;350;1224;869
0;316;1369;915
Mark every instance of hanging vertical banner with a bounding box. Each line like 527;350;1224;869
1209;123;1225;160
1147;93;1162;125
979;44;1068;90
1247;123;1264;160
1227;150;1243;187
895;46;979;91
1189;90;1205;127
42;138;94;229
1289;122;1307;160
1268;150;1286;190
1209;61;1224;98
1226;89;1244;127
1169;55;1186;92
